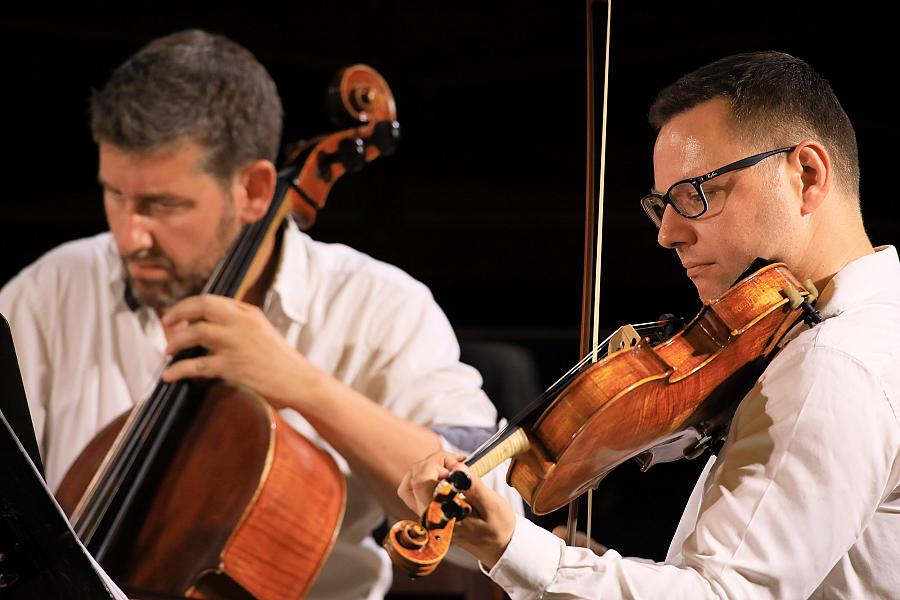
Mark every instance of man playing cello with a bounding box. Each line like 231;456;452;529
0;29;521;599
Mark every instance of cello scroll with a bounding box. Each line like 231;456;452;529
281;64;400;229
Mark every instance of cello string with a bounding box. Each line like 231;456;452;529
77;193;283;541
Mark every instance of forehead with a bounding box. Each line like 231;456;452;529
652;98;744;187
98;140;211;192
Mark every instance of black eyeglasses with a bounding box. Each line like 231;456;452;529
640;146;796;227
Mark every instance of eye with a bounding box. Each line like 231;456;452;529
150;197;191;213
702;186;725;201
102;187;124;203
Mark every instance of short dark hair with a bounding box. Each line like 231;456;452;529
648;51;859;197
90;29;283;183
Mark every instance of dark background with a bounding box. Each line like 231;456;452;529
1;0;897;573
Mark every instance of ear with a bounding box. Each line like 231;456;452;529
234;160;277;223
793;140;831;216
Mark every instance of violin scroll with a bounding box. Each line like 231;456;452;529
384;471;472;578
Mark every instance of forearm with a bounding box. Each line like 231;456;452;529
294;371;443;518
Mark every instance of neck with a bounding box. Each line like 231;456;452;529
800;202;873;296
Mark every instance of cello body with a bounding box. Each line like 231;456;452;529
57;385;345;599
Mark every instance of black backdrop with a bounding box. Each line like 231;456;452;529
1;3;897;563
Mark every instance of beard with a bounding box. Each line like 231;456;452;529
122;201;241;311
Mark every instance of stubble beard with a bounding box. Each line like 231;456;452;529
122;202;242;311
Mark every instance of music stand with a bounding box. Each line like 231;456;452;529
0;313;125;599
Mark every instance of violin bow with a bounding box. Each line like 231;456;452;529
572;0;612;547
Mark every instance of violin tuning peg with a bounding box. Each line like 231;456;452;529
440;498;471;522
447;470;472;491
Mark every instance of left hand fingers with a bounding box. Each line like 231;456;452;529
165;320;230;356
399;451;463;514
162;294;243;328
161;353;224;382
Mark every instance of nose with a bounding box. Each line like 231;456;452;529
111;201;154;255
657;205;696;249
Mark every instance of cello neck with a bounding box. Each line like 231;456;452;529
204;173;294;302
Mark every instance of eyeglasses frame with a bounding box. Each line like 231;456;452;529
640;146;797;227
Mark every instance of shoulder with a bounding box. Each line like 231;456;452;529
299;230;436;308
280;228;456;351
805;285;900;382
760;284;900;431
0;233;115;307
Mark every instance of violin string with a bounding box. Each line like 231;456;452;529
466;318;681;468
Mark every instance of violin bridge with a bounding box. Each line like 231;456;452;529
608;324;641;355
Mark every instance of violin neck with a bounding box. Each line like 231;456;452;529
467;426;530;477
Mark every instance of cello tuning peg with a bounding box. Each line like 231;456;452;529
317;136;366;180
369;120;401;156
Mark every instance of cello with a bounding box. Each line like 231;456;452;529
56;65;400;599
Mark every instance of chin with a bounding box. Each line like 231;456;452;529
692;279;727;304
132;287;175;310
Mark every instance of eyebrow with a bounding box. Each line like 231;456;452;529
98;178;194;204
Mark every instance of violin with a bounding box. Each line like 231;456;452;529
55;65;399;599
385;261;822;577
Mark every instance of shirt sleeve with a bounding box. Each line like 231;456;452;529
487;342;900;599
362;277;526;565
368;282;499;432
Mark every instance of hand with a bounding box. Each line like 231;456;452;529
160;294;318;410
398;450;517;568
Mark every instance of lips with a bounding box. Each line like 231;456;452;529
128;261;171;279
682;261;714;278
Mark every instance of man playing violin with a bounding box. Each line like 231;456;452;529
399;51;900;598
0;29;521;599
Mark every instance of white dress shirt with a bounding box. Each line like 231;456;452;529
487;246;900;599
0;220;521;600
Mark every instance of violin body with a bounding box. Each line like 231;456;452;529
57;384;345;599
509;262;808;514
386;262;819;577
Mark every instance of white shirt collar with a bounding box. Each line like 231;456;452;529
814;245;900;320
108;217;314;326
263;217;312;326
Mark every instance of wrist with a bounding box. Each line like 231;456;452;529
458;511;516;569
272;352;325;411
